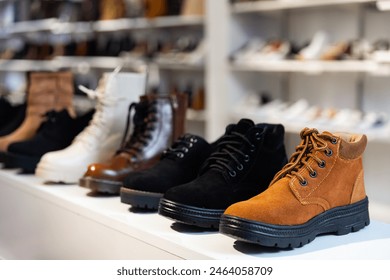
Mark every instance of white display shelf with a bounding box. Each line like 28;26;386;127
0;168;389;260
0;57;204;72
93;15;204;32
0;59;60;72
231;0;378;13
230;60;390;75
0;15;203;36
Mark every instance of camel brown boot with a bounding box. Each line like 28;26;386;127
81;92;188;195
0;71;74;156
220;128;370;248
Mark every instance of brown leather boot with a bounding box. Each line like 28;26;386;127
220;128;370;248
0;71;74;155
81;92;187;194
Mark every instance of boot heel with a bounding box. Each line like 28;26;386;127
334;198;370;235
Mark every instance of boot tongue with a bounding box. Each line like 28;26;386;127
228;118;255;134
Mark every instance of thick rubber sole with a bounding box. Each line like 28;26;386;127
219;197;370;248
158;198;225;229
85;177;122;195
36;163;81;184
3;152;39;173
120;187;163;210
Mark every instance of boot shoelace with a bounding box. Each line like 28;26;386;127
269;127;337;186
161;135;198;160
75;73;126;147
116;99;158;159
202;131;255;177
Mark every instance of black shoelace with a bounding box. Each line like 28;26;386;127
117;100;158;158
202;131;254;177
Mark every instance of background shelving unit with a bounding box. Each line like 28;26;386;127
219;0;390;223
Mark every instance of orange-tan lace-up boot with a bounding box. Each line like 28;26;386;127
0;71;74;157
220;128;369;248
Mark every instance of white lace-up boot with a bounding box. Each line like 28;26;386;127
35;70;146;183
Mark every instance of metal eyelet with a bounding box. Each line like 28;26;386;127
309;170;317;178
300;180;308;186
331;138;337;144
250;144;256;152
183;147;189;153
229;170;237;177
237;164;243;171
191;138;198;143
244;155;250;162
188;143;193;148
177;153;184;158
318;161;326;168
325;149;333;157
255;132;261;140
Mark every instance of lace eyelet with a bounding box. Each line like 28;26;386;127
237;164;243;171
183;147;189;153
191;138;198;143
325;149;333;157
300;180;308;186
188;143;193;148
177;153;184;158
331;138;337;144
229;170;237;177
309;170;317;178
255;132;261;140
250;144;256;152
244;155;250;162
318;161;326;168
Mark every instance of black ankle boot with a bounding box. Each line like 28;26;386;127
0;99;26;137
158;119;288;229
120;134;214;210
4;109;93;173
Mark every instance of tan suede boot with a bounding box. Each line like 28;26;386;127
220;127;369;248
0;71;74;154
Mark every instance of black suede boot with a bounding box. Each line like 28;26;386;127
4;109;93;173
158;119;288;229
0;99;26;137
120;134;214;210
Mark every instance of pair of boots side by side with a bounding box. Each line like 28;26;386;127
121;117;370;249
0;71;75;167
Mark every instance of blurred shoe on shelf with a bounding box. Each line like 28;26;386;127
296;31;328;60
4;109;93;173
0;71;74;161
35;71;146;184
181;0;205;16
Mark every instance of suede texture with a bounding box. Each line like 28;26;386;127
224;129;368;226
0;102;26;137
163;120;288;210
122;134;213;194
